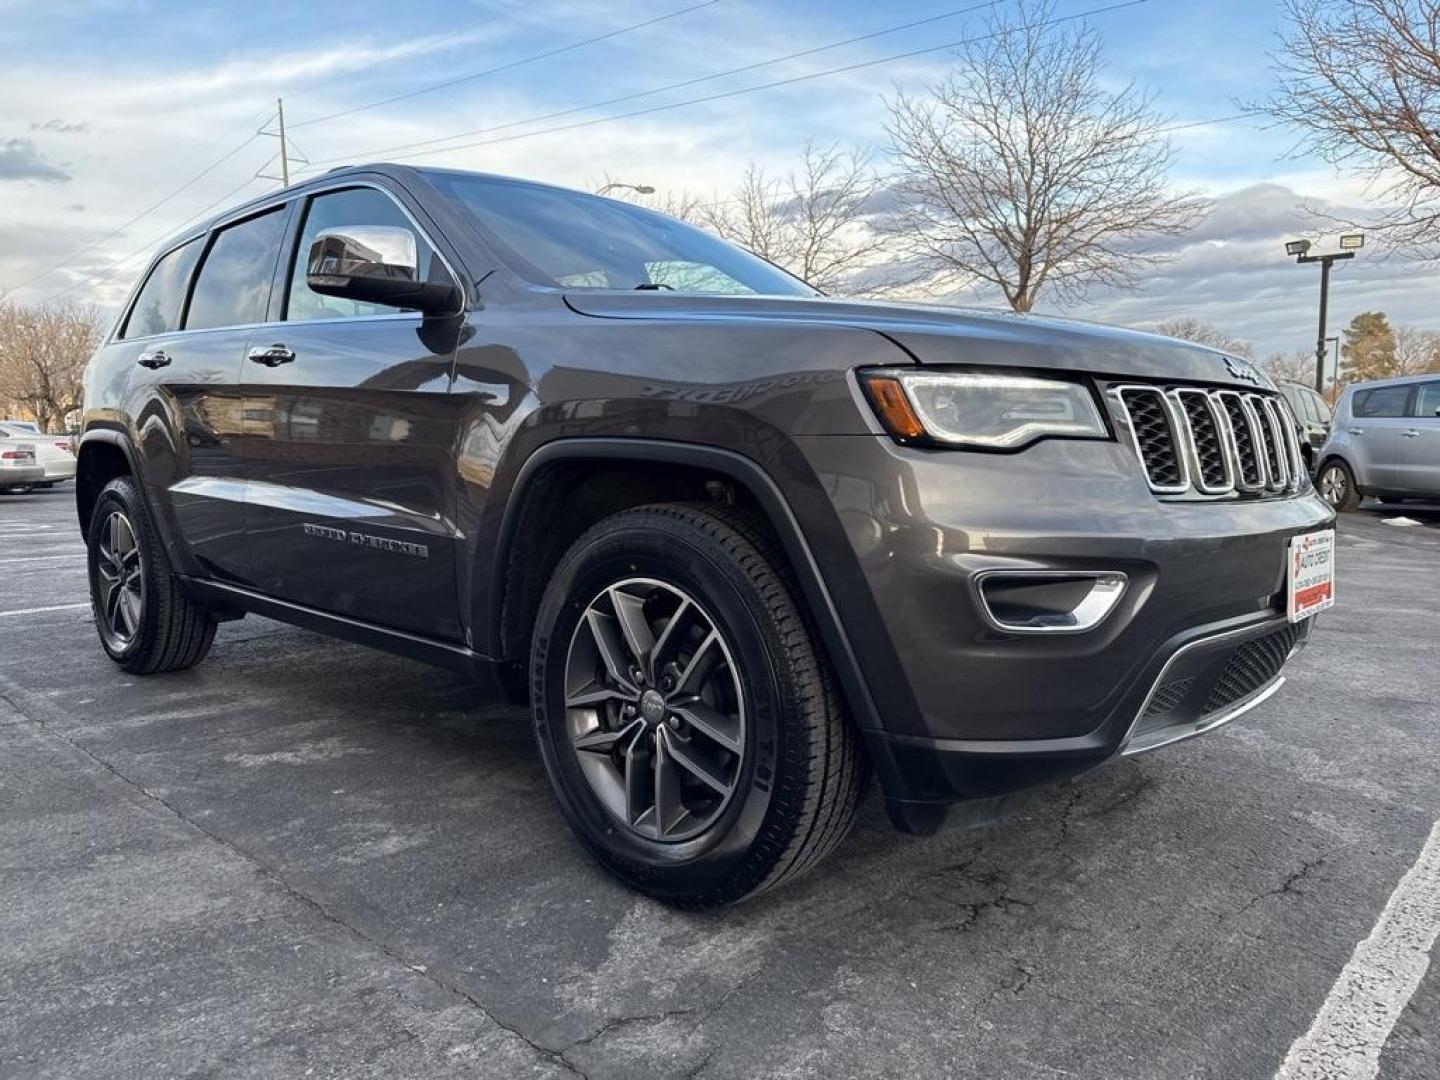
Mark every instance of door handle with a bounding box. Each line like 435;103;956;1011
248;343;296;367
1347;427;1365;436
1402;429;1420;438
136;349;171;369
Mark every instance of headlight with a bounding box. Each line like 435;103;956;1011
860;369;1108;449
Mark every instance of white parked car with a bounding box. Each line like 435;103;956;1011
0;428;44;493
0;422;76;486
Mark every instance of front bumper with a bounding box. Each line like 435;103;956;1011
791;434;1334;830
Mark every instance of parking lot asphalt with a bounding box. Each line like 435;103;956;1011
1;484;1437;1080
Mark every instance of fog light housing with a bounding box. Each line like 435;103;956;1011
974;571;1128;634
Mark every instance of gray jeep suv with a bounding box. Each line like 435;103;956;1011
75;165;1336;904
1316;375;1440;510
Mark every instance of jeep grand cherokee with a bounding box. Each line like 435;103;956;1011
75;165;1336;905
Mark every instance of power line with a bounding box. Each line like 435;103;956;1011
298;0;1009;172
37;172;271;306
288;0;723;131
10;107;276;296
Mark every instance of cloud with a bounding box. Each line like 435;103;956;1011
0;137;70;182
30;118;90;134
65;202;85;211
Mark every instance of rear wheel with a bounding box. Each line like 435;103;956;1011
87;477;216;674
530;503;867;906
1317;459;1360;511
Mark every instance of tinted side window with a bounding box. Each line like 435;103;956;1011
120;239;202;340
1354;385;1411;417
1413;382;1440;419
185;207;289;332
285;188;434;322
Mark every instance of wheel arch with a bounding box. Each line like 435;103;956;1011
489;439;890;739
75;429;141;533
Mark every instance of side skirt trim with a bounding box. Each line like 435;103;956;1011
181;577;493;678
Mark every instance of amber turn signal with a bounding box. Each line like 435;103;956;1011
862;375;926;440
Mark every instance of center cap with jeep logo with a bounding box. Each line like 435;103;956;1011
639;689;667;726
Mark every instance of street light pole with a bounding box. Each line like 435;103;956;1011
1314;257;1331;394
1285;233;1364;394
595;181;656;197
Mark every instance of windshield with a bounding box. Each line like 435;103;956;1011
427;173;817;297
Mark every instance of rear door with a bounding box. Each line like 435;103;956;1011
1396;379;1440;496
117;230;257;583
1348;383;1414;491
239;182;465;641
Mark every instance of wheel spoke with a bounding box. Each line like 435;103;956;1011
105;579;125;634
623;730;652;826
574;717;643;755
650;597;691;672
96;572;117;623
653;731;688;837
118;587;141;636
585;609;639;696
674;630;720;694
669;697;743;754
661;728;733;795
607;588;655;675
566;682;634;709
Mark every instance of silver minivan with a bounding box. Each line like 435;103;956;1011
1316;375;1440;510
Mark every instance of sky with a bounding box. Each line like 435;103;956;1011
1;0;1435;362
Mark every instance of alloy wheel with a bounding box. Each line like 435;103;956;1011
1319;465;1346;507
563;577;746;842
94;509;144;649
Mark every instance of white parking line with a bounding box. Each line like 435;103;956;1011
0;603;90;618
1275;819;1440;1080
0;554;86;564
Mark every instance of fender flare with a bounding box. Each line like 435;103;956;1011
74;428;146;530
490;438;890;737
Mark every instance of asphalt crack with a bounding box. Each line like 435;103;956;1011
1233;855;1328;916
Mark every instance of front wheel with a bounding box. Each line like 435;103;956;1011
530;503;867;906
86;477;217;674
1317;459;1360;512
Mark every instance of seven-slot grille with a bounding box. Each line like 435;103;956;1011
1112;385;1305;499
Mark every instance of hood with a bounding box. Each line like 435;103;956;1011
564;293;1274;390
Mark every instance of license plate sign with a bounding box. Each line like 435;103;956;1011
1287;529;1335;622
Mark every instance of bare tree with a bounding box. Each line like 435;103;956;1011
1393;323;1440;374
883;1;1202;312
699;144;892;294
0;301;101;432
1261;349;1319;384
1255;1;1440;254
1154;318;1254;357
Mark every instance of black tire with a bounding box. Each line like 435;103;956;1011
1317;458;1360;512
86;476;216;674
530;502;867;906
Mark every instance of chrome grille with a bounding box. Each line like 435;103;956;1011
1216;392;1265;491
1114;385;1304;499
1116;387;1186;491
1171;389;1232;493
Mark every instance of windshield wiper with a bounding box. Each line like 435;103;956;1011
633;282;675;291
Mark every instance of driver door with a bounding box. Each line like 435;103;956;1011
239;183;466;642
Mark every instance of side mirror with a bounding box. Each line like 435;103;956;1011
306;226;460;315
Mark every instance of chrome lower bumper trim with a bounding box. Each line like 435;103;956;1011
1122;673;1285;757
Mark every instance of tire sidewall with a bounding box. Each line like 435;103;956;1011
532;518;789;900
